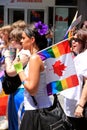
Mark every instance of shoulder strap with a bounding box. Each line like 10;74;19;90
31;94;57;106
31;96;37;106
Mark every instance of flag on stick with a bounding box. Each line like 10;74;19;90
64;11;82;39
38;39;79;95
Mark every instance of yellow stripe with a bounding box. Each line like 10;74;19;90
52;45;60;58
61;79;68;90
0;90;6;97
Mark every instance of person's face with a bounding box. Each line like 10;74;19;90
1;32;9;42
21;32;35;50
70;36;83;54
10;37;22;49
11;40;22;49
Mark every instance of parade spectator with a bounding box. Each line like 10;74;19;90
12;20;27;30
46;27;53;46
0;24;13;130
4;27;30;130
61;29;87;130
13;21;55;130
69;29;85;58
80;20;87;30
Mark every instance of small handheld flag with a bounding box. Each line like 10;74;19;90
38;39;79;95
64;11;82;39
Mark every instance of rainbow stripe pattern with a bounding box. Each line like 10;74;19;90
47;75;78;95
64;30;73;40
38;39;79;95
38;40;70;61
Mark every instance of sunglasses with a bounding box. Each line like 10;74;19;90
70;38;83;43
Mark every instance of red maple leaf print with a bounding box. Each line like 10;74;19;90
52;60;66;76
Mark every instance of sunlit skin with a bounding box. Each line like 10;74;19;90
18;31;44;95
21;32;36;52
71;35;83;54
11;40;22;51
74;78;87;117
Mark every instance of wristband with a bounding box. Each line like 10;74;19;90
14;62;23;74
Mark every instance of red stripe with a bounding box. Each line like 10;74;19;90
66;75;79;88
57;40;71;55
72;75;79;86
0;96;8;116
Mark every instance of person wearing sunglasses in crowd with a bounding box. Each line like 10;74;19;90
69;30;85;58
61;29;87;130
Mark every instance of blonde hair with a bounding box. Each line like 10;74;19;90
12;20;27;30
10;27;23;45
1;25;13;47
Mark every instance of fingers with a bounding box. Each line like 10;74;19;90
17;55;20;61
74;105;84;118
74;112;83;118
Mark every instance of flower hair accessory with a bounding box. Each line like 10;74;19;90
35;21;48;36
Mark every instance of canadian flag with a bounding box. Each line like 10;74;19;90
38;39;79;95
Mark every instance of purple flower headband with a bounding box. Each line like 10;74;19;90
35;21;48;36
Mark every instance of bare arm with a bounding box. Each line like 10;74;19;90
5;50;29;76
74;77;87;117
18;54;44;96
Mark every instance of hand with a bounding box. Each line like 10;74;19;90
14;62;23;74
74;105;84;118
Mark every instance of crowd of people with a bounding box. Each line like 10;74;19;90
0;19;87;130
0;20;53;130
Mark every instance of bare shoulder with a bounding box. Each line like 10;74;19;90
30;54;41;61
30;54;44;71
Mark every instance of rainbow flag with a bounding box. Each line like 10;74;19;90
64;11;82;39
0;71;8;116
38;39;79;95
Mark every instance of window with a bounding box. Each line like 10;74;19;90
54;7;77;43
0;6;4;27
48;7;53;27
30;10;44;23
13;10;24;22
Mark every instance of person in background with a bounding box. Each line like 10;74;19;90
0;27;5;50
13;21;55;130
0;24;13;130
69;29;85;58
60;29;87;130
80;20;87;30
12;20;27;30
0;28;5;69
46;27;53;47
4;27;30;130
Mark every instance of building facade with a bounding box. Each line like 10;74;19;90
0;0;87;43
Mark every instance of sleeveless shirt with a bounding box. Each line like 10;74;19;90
24;61;52;110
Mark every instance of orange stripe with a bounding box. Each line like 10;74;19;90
66;76;73;88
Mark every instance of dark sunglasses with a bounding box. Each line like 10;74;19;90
70;38;84;43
